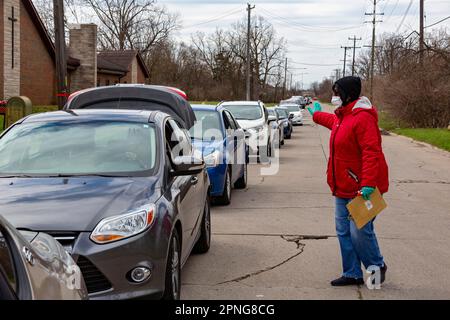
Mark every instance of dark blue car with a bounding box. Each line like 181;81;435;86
190;105;248;205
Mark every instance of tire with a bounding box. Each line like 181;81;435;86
234;164;248;189
193;198;211;254
215;168;231;205
162;232;181;300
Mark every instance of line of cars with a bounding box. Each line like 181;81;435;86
0;86;304;300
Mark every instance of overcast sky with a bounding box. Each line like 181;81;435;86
161;0;450;88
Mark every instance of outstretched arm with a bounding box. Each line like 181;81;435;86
308;102;336;130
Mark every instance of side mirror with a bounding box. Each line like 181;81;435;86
268;115;277;123
171;156;205;176
288;114;294;120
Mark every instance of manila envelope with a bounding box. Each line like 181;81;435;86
346;187;387;230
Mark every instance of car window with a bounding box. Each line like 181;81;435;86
0;230;16;294
223;111;237;130
190;110;224;141
0;121;158;177
223;105;263;121
285;105;300;113
166;119;192;158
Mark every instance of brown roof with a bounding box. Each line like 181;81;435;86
97;50;150;78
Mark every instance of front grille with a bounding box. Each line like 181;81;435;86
76;256;112;294
47;232;79;254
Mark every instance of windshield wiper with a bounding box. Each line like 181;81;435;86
0;174;37;178
0;173;121;178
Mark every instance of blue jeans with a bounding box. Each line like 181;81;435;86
335;197;385;279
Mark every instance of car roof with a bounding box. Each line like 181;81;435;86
20;109;169;125
220;101;262;106
191;104;219;111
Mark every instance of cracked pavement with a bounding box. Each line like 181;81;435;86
181;105;450;300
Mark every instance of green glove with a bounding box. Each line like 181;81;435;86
307;102;322;116
360;187;376;200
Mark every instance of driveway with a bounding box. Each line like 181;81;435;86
182;104;450;300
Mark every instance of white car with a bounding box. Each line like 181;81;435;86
220;101;272;161
282;104;303;126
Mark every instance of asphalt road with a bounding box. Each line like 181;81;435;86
182;105;450;300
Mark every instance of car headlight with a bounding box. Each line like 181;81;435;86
90;204;155;244
204;150;221;168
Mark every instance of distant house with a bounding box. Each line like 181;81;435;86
0;0;149;105
97;50;149;86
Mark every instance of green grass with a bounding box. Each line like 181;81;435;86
378;111;450;152
392;128;450;152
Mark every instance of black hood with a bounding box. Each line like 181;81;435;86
334;76;362;104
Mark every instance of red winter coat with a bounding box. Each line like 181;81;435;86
313;97;389;198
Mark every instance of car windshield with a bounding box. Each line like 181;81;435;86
223;105;263;121
190;110;224;141
276;109;288;119
285;105;300;113
0;121;158;177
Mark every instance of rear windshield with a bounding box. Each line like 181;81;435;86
276;109;288;119
0;121;158;177
190;110;224;141
223;105;263;121
285;105;300;113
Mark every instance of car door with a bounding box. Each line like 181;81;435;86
222;110;241;183
165;120;204;255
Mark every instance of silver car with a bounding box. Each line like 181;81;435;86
0;215;88;300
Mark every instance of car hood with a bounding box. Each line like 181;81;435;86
236;119;265;130
192;139;224;156
0;177;161;232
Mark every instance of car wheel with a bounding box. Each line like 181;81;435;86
215;168;231;205
162;232;181;300
193;198;211;254
234;163;247;189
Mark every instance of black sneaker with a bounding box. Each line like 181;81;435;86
331;276;364;287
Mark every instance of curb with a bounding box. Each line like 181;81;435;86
383;130;450;157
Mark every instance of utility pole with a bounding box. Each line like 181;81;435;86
348;36;362;76
341;46;352;77
289;73;293;92
246;3;255;101
365;0;384;100
334;69;341;82
53;0;68;109
419;0;424;65
282;57;288;99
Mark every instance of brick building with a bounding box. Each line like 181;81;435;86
1;0;150;105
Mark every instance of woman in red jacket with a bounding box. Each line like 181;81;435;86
309;76;388;287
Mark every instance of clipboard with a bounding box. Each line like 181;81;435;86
346;187;387;230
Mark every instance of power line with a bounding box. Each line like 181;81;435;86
290;61;342;67
258;7;364;33
183;7;243;29
425;15;450;29
395;0;413;33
